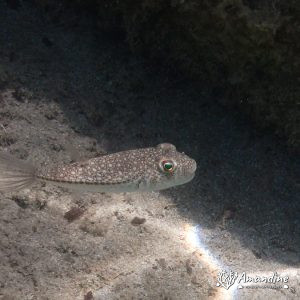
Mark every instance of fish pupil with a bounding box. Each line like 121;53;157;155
163;162;173;171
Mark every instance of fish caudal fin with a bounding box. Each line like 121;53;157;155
0;152;36;192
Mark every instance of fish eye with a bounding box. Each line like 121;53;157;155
159;159;176;173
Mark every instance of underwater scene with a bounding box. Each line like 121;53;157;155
0;1;299;299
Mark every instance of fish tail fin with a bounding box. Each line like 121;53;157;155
0;152;36;192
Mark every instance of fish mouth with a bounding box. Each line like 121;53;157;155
191;159;197;173
187;172;196;182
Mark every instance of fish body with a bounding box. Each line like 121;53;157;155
0;143;197;193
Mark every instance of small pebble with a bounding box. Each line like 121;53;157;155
64;207;84;222
131;216;146;226
84;291;94;300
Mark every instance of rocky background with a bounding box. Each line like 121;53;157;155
32;0;300;149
